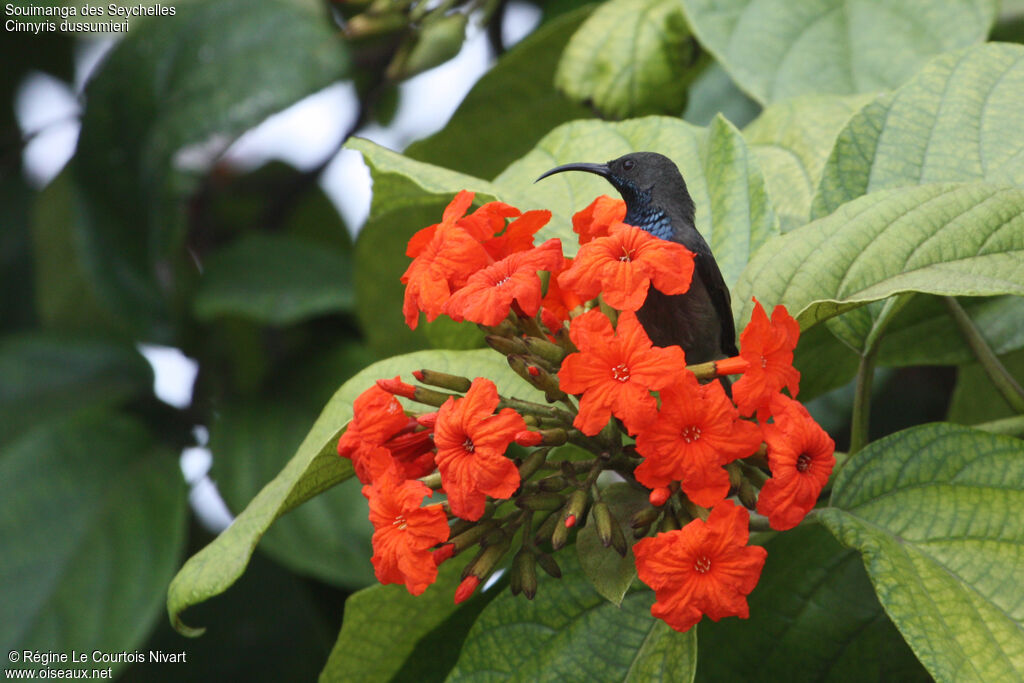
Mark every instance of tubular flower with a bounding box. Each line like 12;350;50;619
480;210;551;261
338;383;436;484
363;464;451;596
540;257;583;330
401;224;490;329
559;309;687;436
634;375;762;507
572;195;626;244
633;500;767;632
557;223;695;311
434;378;527;521
443;239;564;326
756;395;836;530
733;298;801;419
406;190;477;258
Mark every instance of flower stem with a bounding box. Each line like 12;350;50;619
943;296;1024;414
970;414;1024;437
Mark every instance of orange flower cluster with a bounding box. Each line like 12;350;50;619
339;191;836;632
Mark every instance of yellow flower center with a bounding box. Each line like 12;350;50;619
611;363;630;382
393;515;408;531
680;425;702;443
694;555;711;573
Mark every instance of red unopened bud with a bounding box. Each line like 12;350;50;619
454;575;480;604
417;412;438;428
515;430;544;447
527;365;540;377
648;487;671;507
715;356;751;376
564;514;577;528
376;376;417;399
412;369;426;382
433;543;455;565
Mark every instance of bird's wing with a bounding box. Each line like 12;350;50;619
695;250;739;357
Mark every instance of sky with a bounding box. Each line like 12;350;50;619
16;3;541;530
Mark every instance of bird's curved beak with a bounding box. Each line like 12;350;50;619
535;162;610;183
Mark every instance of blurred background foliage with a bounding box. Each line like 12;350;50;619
1;0;1023;680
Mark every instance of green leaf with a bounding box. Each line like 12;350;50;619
168;349;546;634
813;43;1024;219
73;0;347;337
743;94;873;232
1;172;36;332
679;0;997;104
0;332;153;447
734;182;1024;331
320;556;473;682
494;115;779;285
818;423;1024;682
405;5;594;179
194;234;354;325
447;553;696;682
555;0;703;118
210;399;375;588
576;482;647;606
697;525;929;682
948;349;1024;425
791;323;861;401
0;412;187;672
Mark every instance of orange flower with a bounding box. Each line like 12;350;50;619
480;210;551;261
634;374;762;507
401;224;490;329
557;223;694;311
539;257;583;331
756;395;835;530
572;195;626;244
338;383;435;484
434;378;527;521
633;500;767;632
406;190;478;258
558;309;686;436
733;299;801;419
363;464;450;595
442;239;564;326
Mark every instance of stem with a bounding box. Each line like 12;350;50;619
847;295;911;455
943;296;1024;414
971;414;1024;437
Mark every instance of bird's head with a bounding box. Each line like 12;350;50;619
536;152;695;233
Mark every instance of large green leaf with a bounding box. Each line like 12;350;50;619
168;348;545;634
818;423;1024;682
405;6;594;179
682;61;761;129
320;556;475;682
0;412;186;672
555;0;703;118
679;0;997;104
813;43;1024;218
194;233;354;325
447;553;697;682
743;94;873;232
575;482;647;606
947;349;1024;426
210;399;375;588
697;525;929;682
73;0;347;337
733;182;1024;330
0;332;153;447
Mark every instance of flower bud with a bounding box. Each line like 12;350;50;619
517;447;549;481
510;549;538;599
533;510;559;546
592;501;615;548
516;428;567;448
564;489;588;527
485;334;529;356
376;376;416;399
738;478;758;510
522;336;568;365
454;575;480;604
648;487;671;507
551;518;570;550
448;520;496;553
514;430;544;447
630;505;660;529
516;492;565;511
538;475;567;492
715;356;751;376
508;355;567;402
535;551;562;579
433;543;455;565
413;369;472;393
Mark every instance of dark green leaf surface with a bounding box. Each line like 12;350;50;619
73;0;347;336
168;349;546;634
813;43;1024;218
819;423;1024;682
194;233;354;325
556;0;702;118
406;6;594;179
0;412;186;671
734;183;1024;330
947;349;1024;425
0;332;153;447
697;525;929;682
680;0;997;104
575;482;647;606
447;554;696;682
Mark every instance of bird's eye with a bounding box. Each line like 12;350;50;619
622;159;635;171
